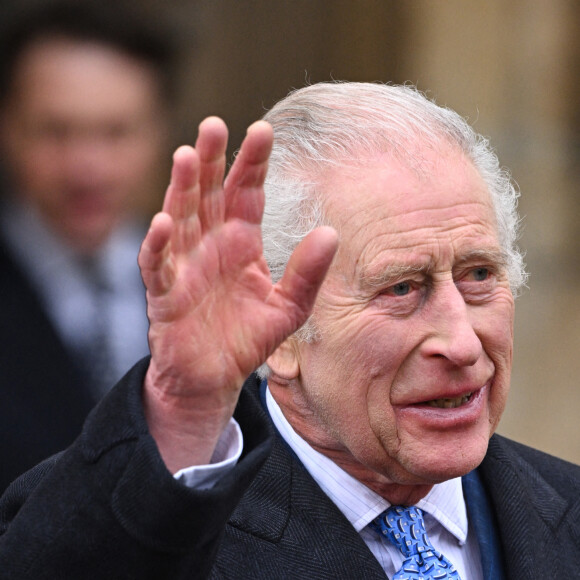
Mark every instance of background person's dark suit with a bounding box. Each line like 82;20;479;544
0;359;578;579
0;233;96;493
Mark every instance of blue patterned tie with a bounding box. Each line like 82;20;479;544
370;506;462;580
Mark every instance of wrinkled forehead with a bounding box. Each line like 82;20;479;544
318;143;487;215
315;145;497;262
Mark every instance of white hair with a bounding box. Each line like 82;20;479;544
257;81;527;377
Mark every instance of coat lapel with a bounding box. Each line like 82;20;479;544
226;378;388;578
478;435;580;579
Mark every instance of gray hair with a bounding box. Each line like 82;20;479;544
257;82;527;376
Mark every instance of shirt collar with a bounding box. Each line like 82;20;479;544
266;386;468;544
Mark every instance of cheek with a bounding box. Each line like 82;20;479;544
15;147;61;191
325;300;411;359
487;337;512;424
481;293;514;370
19;167;64;208
299;325;383;406
305;306;417;421
478;296;514;427
308;320;406;434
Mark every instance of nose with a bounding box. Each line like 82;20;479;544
60;134;111;186
420;279;482;367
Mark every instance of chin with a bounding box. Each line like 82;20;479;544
421;445;488;484
393;432;492;486
66;222;114;252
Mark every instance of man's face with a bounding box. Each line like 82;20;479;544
270;145;514;500
0;38;168;252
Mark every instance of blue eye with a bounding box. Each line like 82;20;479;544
392;282;411;296
472;267;489;281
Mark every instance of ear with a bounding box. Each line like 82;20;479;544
266;338;300;380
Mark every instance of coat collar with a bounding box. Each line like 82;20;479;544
228;375;388;577
479;434;580;577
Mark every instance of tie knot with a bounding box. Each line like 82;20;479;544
372;506;434;558
370;506;462;579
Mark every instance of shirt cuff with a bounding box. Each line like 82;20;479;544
173;418;243;490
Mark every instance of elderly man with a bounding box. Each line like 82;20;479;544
1;83;579;579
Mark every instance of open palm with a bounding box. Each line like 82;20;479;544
138;118;337;470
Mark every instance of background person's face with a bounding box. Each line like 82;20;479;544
276;146;514;501
0;38;168;252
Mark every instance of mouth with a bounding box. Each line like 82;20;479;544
424;392;473;409
395;384;489;428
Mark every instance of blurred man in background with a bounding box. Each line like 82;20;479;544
0;0;177;491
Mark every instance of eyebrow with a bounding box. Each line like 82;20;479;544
359;263;430;290
453;249;508;269
358;248;508;290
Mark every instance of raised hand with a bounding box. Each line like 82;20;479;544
138;117;338;471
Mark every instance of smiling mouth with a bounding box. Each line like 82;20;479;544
424;392;473;409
